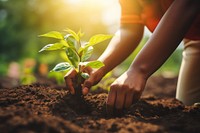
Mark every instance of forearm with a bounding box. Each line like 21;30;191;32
98;24;144;75
130;0;200;79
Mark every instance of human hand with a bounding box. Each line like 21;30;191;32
82;67;105;95
106;70;147;115
64;67;105;95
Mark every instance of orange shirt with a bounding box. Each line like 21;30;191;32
120;0;200;40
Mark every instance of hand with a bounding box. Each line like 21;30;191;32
82;68;105;95
106;70;147;115
64;69;78;95
64;67;105;95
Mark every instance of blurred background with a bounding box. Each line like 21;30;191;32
0;0;182;86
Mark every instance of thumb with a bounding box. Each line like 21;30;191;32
82;77;94;95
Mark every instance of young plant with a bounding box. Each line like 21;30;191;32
39;28;112;96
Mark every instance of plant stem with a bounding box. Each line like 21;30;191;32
75;72;83;97
77;72;81;85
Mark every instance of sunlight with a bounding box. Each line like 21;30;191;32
66;0;81;4
64;0;120;33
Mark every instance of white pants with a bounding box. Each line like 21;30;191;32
176;39;200;105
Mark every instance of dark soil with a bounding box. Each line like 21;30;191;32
0;75;200;133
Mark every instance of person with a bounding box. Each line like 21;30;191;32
65;0;200;114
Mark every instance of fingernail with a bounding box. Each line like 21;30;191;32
82;87;88;95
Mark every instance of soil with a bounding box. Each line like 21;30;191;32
0;75;200;133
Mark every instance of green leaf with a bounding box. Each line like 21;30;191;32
82;60;104;69
88;34;113;47
64;28;80;41
81;46;93;62
39;31;64;40
79;34;113;54
64;34;77;50
51;62;72;72
66;47;80;68
39;41;67;52
60;51;72;65
81;72;90;79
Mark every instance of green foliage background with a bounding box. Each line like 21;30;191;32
0;0;182;77
0;0;111;76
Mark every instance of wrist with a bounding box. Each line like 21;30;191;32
127;64;150;80
97;58;112;77
124;66;148;93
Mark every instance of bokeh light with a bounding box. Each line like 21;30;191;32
0;0;121;76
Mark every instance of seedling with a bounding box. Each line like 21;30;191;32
39;28;112;96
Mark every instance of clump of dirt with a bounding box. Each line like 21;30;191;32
0;77;200;133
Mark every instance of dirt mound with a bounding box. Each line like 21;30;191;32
0;81;200;133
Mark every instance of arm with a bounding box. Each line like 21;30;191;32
96;0;144;77
65;0;144;95
130;0;200;78
106;0;200;115
98;24;144;76
82;24;144;94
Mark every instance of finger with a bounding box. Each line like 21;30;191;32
82;87;89;95
66;78;75;94
82;78;93;95
115;87;126;115
106;86;117;115
64;69;77;78
132;90;142;104
83;79;93;89
64;69;77;95
124;91;134;109
83;66;92;75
